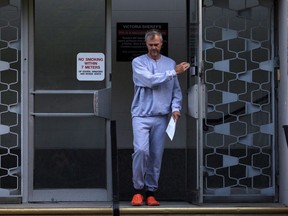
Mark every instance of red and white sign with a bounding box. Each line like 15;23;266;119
77;53;105;81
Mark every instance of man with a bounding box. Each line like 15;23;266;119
130;29;190;206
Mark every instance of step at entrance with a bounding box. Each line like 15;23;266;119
0;202;287;215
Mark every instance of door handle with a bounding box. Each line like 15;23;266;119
93;87;111;119
188;84;207;119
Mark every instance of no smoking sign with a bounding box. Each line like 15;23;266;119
77;53;105;81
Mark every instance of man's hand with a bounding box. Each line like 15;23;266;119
175;62;190;75
172;111;181;122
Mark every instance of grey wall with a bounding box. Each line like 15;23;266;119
278;0;288;206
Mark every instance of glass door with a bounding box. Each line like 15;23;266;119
0;0;22;201
202;0;276;202
187;0;276;203
29;0;111;202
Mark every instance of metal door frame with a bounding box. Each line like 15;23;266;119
21;0;113;202
196;0;204;203
186;0;204;203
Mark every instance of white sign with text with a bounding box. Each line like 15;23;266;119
77;53;105;81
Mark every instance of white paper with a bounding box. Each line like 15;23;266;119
166;116;176;141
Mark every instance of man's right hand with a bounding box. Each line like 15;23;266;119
175;62;190;75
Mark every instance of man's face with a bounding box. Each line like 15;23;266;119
146;35;162;60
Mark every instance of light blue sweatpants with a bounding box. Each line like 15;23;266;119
132;115;168;192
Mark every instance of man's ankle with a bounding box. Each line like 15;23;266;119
134;188;144;195
145;190;155;198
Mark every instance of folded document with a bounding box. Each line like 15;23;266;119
166;116;176;141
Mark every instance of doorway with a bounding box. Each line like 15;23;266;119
0;0;278;204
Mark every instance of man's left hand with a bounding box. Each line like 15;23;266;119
172;111;181;122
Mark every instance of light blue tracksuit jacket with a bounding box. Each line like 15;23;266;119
131;54;182;117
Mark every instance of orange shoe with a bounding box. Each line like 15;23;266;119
131;194;144;206
146;196;160;206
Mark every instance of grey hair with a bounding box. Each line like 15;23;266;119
145;29;163;42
